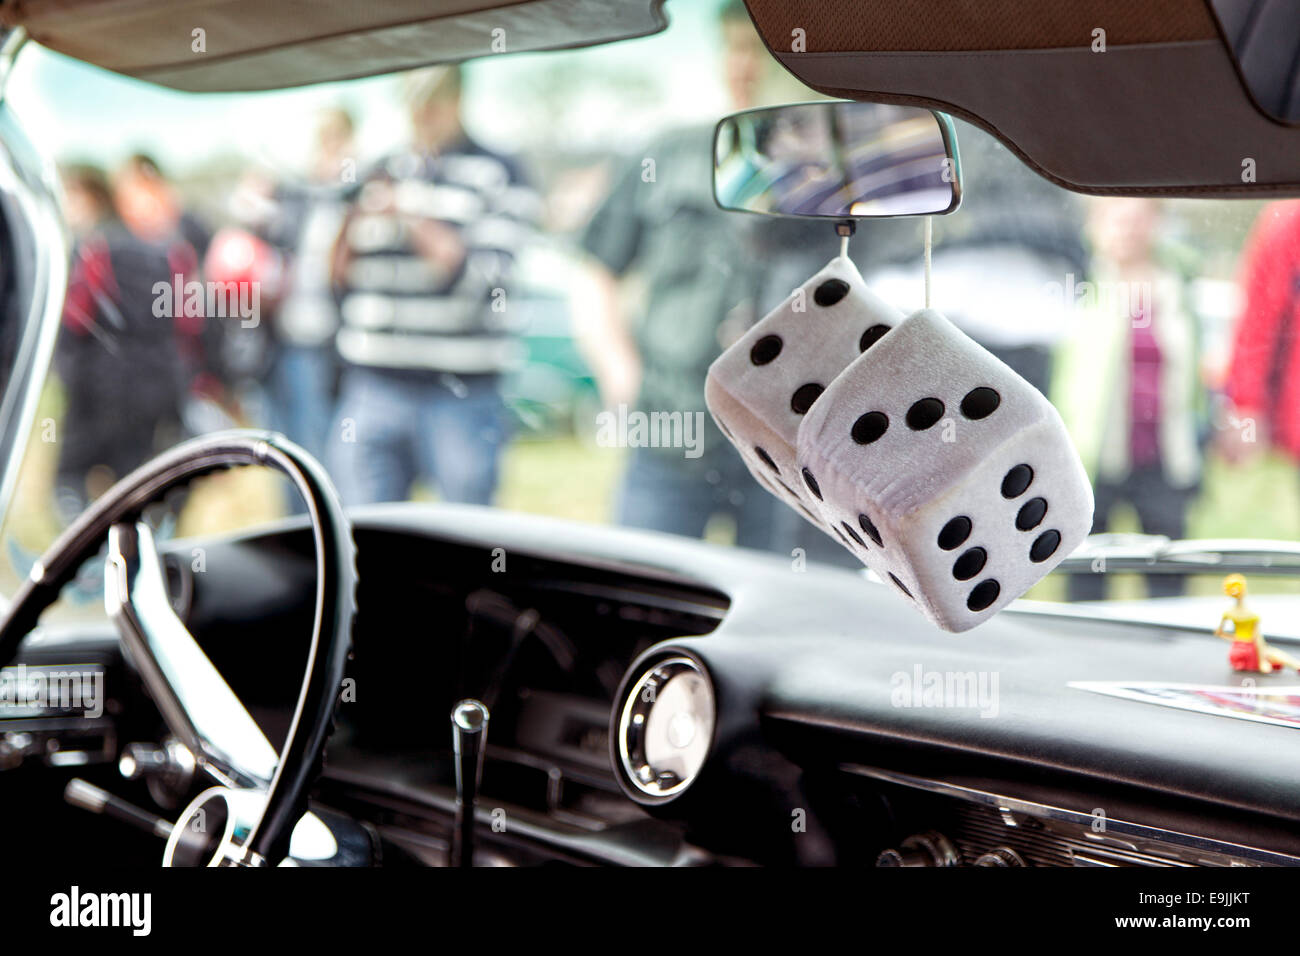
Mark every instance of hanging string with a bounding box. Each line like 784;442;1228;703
836;220;854;260
923;216;933;309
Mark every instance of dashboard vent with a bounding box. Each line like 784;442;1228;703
948;802;1075;867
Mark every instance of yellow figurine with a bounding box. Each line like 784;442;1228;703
1214;574;1300;674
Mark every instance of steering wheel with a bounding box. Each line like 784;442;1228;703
0;430;356;866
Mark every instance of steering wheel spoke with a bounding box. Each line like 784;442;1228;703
106;520;278;790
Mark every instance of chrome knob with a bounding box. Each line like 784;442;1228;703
117;737;195;809
0;739;21;771
974;847;1026;867
451;699;489;868
118;742;168;780
876;831;961;867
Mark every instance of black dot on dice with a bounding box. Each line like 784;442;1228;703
858;512;883;547
906;397;945;431
790;383;824;415
952;546;987;581
750;334;782;366
859;324;890;352
841;522;866;548
967;578;1001;612
1000;463;1034;498
802;467;822;500
717;419;734;439
851;411;889;444
754;446;779;474
1030;529;1061;563
937;515;972;550
833;527;851;548
960;386;1000;420
1016;496;1048;531
889;573;913;599
814;278;850;307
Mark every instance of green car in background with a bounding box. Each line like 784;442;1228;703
502;246;601;442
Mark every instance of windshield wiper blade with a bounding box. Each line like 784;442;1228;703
1055;534;1300;577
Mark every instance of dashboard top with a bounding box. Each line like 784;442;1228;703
340;504;1300;828
16;502;1300;854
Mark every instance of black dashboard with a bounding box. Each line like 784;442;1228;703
4;502;1300;866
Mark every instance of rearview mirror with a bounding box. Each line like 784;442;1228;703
714;101;961;219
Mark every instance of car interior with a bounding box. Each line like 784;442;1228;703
0;0;1297;885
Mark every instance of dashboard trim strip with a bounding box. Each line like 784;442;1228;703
841;763;1300;867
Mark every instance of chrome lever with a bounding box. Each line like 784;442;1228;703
450;699;489;868
64;777;174;839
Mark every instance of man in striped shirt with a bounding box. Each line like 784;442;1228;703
328;66;537;506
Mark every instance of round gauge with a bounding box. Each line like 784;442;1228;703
616;655;715;801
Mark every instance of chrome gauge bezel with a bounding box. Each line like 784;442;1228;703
616;654;716;802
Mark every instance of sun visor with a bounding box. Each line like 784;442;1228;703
5;0;668;92
742;0;1300;198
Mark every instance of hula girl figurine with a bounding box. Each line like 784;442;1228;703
1214;574;1300;674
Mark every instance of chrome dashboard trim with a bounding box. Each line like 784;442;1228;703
842;763;1300;867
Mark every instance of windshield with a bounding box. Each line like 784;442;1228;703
1;0;1296;617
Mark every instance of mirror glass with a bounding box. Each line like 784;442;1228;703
714;101;961;219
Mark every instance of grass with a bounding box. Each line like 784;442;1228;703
498;435;625;525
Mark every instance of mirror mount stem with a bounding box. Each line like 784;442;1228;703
835;219;855;258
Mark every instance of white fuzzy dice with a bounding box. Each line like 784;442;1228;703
707;256;1094;632
704;256;902;533
795;307;1093;631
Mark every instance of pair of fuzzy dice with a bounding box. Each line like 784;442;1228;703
704;256;903;534
706;258;1093;632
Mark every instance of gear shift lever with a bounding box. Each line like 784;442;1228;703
450;699;489;868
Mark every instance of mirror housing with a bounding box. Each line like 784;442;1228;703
714;100;961;220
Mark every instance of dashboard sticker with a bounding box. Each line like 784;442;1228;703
1068;680;1300;730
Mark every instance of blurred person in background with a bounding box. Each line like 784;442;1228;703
239;107;356;466
327;66;537;506
573;0;792;550
54;164;198;521
114;152;212;260
1056;198;1205;600
1221;200;1300;483
114;152;228;415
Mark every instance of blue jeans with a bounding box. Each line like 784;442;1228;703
267;344;335;464
328;368;507;507
616;448;781;551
